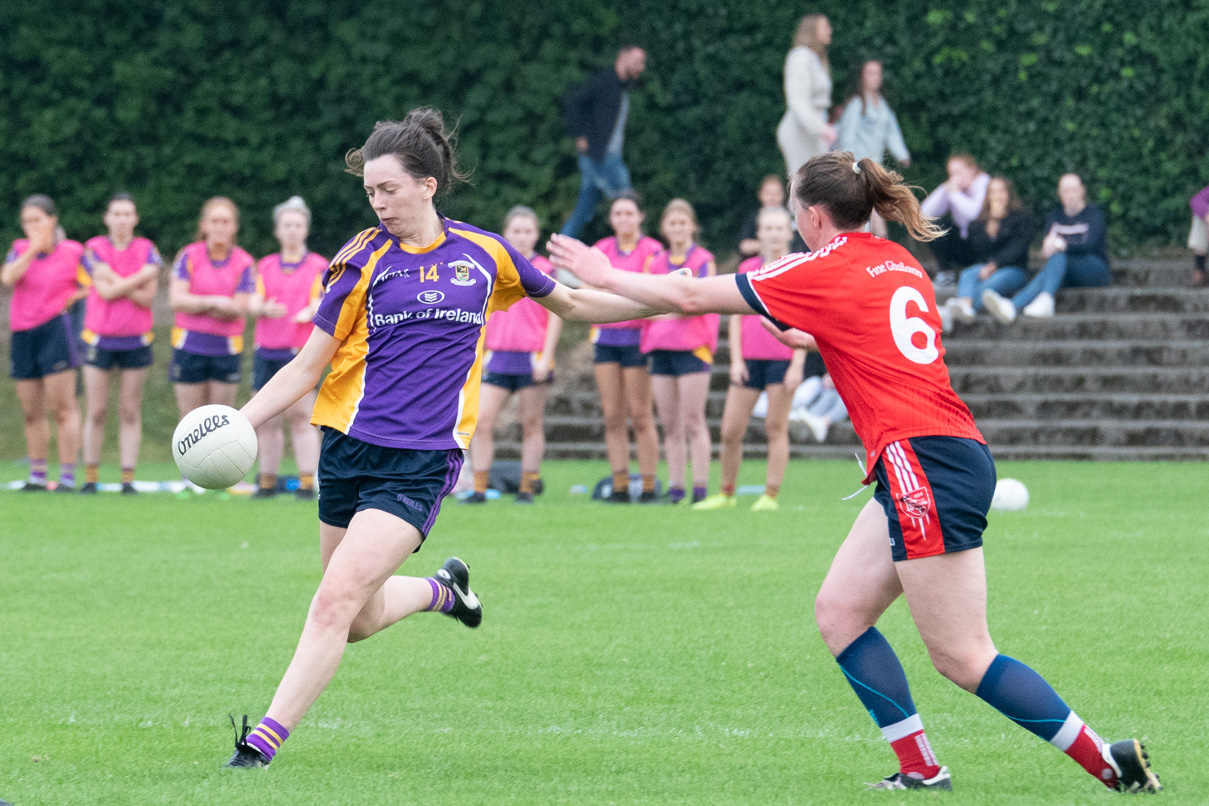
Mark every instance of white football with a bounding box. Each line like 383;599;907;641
172;404;258;490
991;477;1029;512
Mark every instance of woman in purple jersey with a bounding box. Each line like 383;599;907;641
220;107;664;769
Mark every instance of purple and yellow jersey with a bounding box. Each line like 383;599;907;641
311;220;557;451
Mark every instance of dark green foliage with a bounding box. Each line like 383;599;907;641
1;1;1205;260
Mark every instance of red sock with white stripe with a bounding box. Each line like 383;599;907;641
1050;712;1118;788
883;715;942;780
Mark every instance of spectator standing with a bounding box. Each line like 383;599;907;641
940;176;1032;331
79;193;161;494
737;175;807;257
248;196;327;500
982;173;1109;323
1187;184;1208;288
776;14;835;178
560;45;648;241
920;154;990;284
834;60;911;237
2;195;87;491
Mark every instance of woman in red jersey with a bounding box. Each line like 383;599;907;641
549;151;1160;795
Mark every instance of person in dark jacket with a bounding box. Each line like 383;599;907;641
982;173;1109;323
560;45;647;240
940;176;1032;330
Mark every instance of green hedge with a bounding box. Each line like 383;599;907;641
1;0;1205;261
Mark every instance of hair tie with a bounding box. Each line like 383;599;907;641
852;161;862;175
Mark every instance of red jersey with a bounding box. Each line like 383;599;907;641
736;232;983;481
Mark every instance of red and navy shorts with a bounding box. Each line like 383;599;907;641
872;436;995;562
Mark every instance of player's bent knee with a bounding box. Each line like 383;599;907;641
308;584;364;632
926;645;996;691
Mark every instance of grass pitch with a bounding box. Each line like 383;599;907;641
0;459;1203;805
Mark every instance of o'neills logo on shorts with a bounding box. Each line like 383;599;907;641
177;414;230;454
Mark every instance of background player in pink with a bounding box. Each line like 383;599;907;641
693;206;806;513
79;193;161;494
640;199;717;505
590;194;662;502
168;197;255;438
467;205;563;504
3;195;88;492
248;196;327;500
549;151;1160;794
222;109;667;769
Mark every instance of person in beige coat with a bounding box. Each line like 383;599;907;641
776;14;835;176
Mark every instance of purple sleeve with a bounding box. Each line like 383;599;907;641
506;240;555;298
147;244;163;266
173;250;190;281
236;263;255;293
81;248;100;275
312;262;364;338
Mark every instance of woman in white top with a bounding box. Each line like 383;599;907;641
835;60;911;237
776;14;835;177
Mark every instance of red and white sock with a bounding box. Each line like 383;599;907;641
1050;712;1118;789
882;714;941;780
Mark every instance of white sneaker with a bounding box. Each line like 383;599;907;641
801;412;830;443
951;297;976;323
1021;292;1055;318
981;289;1017;324
938;301;955;333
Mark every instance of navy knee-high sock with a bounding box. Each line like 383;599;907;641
835;627;940;777
975;654;1117;786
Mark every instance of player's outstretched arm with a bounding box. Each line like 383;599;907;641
535;282;661;324
241;328;339;428
548;233;756;316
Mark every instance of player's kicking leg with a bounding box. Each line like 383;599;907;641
225;509;481;768
816;498;953;790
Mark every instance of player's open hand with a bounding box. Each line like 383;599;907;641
547;234;613;288
729;361;749;386
760;318;816;350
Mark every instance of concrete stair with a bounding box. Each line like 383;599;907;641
490;259;1208;462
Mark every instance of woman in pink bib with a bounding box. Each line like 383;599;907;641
2;195;88;491
248;197;327;500
79;193;161;494
590;193;662;503
640;199;718;505
466;205;564;504
168;197;255;466
693;206;807;513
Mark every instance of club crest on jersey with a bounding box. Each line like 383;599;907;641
418;290;445;305
450;260;476;286
899;487;932;519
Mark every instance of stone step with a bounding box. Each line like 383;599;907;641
945;312;1209;341
538;414;1209;449
1110;263;1200;288
1054;287;1209;314
942;339;1209;368
957;392;1209;420
948;367;1209;395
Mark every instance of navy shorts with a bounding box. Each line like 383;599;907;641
593;343;647;367
252;354;291;391
85;344;154;371
742;359;791;390
10;314;79;380
872;436;996;562
317;427;464;542
483;371;547;392
648;350;710;376
170;349;242;384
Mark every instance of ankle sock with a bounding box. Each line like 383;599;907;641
720;482;735;497
667;486;685;504
642;474;656;494
519;470;539;495
298;472;314;491
612;470;629;494
245;717;289;762
424;577;455;613
258;473;277;492
121;466;135;485
692;485;707;503
473;470;490;494
29;459;47;486
59;463;76;488
764;484;779;500
85;464;100;484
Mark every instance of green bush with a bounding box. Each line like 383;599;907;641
1;0;1205;262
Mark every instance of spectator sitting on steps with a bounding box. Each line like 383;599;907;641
982;173;1110;323
1187;184;1209;288
939;176;1033;332
920;154;990;286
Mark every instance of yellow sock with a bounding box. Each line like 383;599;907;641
474;470;490;494
519;471;539;495
259;473;277;491
298;473;314;491
642;475;656;494
765;485;780;500
85;464;100;484
121;467;135;484
612;470;629;492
